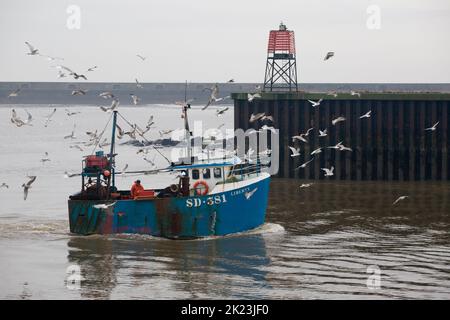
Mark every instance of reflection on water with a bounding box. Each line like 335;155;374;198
1;179;449;299
67;233;270;299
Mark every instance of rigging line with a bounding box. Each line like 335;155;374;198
116;112;172;164
90;112;114;155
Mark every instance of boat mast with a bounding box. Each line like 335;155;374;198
183;80;192;161
109;111;118;191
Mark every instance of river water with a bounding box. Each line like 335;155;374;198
0;105;449;299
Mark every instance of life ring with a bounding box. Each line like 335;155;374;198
193;180;209;196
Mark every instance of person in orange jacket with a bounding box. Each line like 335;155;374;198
130;180;144;198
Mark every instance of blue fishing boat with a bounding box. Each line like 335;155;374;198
68;106;271;239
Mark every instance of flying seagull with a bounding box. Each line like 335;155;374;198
93;202;117;209
202;84;229;110
324;52;334;61
308;99;323;107
216;107;229;116
44;108;57;127
244;188;258;200
350;90;361;97
25;42;39;55
8;88;21;98
22;176;37;200
71;89;86;96
393;196;408;205
130;94;140;105
11;109;33;127
249;112;265;123
0;183;9;189
136;54;146;61
99;91;115;99
40;152;51;163
425;122;439;132
299;183;313;189
135;78;143;88
321;166;334;177
65;109;80;116
87;66;98;72
332;116;346;125
318;129;327;137
311;147;322;155
289;146;300;157
64;124;76;139
100;98;119;113
295;157;315;170
360;110;372;119
248;93;261;102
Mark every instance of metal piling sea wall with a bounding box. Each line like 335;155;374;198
232;92;450;181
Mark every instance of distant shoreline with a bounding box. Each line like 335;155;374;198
1;82;449;105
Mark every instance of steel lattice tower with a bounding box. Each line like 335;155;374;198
263;22;298;92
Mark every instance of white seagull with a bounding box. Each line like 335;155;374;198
295;157;315;170
93;202;117;209
318;129;327;137
393;196;408;205
321;166;334;177
351;90;361;97
130;94;140;105
289;146;300;157
425;122;439;132
308;99;323;107
136;54;146;61
360;110;372;119
44;108;57;127
311;147;322;155
247;93;261;102
64;124;77;139
332;116;346;125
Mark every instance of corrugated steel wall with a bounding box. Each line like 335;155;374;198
233;93;450;181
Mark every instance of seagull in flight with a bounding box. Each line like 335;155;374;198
351;90;361;97
135;78;143;88
87;66;98;72
130;94;140;105
93;202;117;209
0;183;9;189
249;112;265;123
22;176;37;200
295;157;315;170
289;146;300;157
64;171;78;178
65;109;80;116
202;84;229;110
338;144;353;152
136;54;146;61
100;98;119;113
327;91;338;98
11;109;33;127
248;93;261;102
64;124;76;139
8;88;21;98
292;134;308;143
318;129;327;137
44;108;57;127
244;188;258;200
360;110;372;119
300;183;313;189
308;99;323;107
425;122;439;132
99;91;115;99
321;166;334;177
332;116;346;125
261;125;277;133
311;147;322;155
40;152;51;163
393;196;408;205
216;107;229;116
324;52;334;61
328;141;344;150
69;144;83;151
25;42;39;55
71;89;86;96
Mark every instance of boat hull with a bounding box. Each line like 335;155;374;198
68;174;270;239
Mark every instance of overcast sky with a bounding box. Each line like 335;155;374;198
1;0;449;83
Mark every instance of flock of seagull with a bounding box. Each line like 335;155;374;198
2;44;440;207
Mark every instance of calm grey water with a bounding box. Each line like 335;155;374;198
0;105;449;299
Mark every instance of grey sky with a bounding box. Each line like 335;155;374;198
1;0;449;83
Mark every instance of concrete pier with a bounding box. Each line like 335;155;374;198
232;92;450;181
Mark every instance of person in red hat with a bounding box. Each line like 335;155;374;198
130;180;144;198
